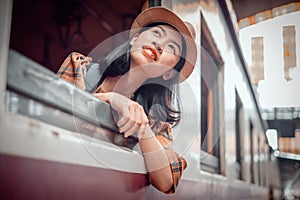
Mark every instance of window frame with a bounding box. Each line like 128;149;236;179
0;0;147;174
0;0;12;112
200;13;225;174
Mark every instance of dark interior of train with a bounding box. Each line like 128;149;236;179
10;0;144;72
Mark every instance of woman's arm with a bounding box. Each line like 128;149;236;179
56;54;185;193
138;126;173;192
94;92;174;192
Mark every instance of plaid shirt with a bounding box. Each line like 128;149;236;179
57;52;187;194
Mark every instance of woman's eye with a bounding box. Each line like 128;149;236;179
153;30;161;37
168;44;176;54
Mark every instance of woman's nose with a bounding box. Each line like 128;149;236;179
152;41;163;54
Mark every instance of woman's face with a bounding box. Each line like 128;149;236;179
129;24;183;79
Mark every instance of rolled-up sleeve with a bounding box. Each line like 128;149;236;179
57;52;92;90
155;123;187;194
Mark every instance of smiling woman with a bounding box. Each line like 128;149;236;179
129;24;183;79
56;6;197;194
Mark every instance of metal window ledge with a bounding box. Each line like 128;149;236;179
6;50;118;132
200;151;219;174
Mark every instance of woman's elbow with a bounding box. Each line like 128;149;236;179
158;178;174;193
150;172;174;193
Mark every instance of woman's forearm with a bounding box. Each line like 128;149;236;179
93;92;174;192
138;127;173;192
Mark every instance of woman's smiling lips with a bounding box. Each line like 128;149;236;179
142;45;158;61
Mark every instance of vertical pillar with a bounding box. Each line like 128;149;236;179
0;0;13;112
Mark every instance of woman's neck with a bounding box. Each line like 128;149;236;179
100;72;147;97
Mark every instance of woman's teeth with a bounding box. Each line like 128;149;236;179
142;47;158;61
145;49;154;58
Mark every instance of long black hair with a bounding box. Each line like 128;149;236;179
96;23;187;127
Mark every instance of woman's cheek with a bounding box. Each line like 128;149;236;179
160;55;178;68
130;51;149;67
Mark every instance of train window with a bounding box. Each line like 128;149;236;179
4;0;145;148
283;25;296;81
200;15;224;174
5;50;124;146
250;36;264;84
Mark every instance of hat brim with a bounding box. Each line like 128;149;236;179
131;7;197;83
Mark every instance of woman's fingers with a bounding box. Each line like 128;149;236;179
118;103;149;138
119;117;135;134
119;104;139;136
94;92;149;138
123;123;140;138
117;100;135;128
123;106;142;137
117;108;130;127
93;92;111;103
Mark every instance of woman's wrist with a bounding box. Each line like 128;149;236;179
138;124;155;140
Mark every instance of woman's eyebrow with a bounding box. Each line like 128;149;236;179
157;25;181;52
156;25;167;36
171;40;181;52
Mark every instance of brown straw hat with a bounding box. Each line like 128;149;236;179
130;7;197;82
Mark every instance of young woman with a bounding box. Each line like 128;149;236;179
57;7;197;194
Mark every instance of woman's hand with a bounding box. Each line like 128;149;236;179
93;92;152;139
94;92;173;192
